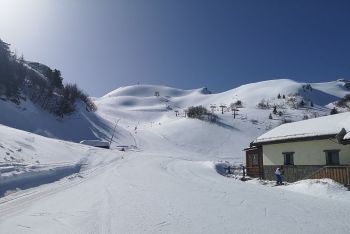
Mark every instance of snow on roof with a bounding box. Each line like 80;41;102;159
344;132;350;140
254;112;350;144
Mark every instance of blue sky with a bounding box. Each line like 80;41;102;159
1;0;350;96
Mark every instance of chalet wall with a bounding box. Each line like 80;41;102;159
262;139;350;166
263;165;323;182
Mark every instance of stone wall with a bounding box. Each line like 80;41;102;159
263;165;323;182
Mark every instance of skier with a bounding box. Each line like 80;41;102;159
275;166;284;185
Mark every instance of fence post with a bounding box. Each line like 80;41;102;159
242;166;246;180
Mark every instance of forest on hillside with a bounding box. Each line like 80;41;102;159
0;39;96;117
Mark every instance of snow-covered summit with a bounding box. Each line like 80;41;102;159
102;84;207;98
98;79;349;109
0;78;349;144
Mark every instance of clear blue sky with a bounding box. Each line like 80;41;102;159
1;0;350;96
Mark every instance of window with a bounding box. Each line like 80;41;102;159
252;154;259;166
325;150;340;165
283;152;294;165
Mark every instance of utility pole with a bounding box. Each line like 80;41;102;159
232;108;239;119
219;105;226;115
109;119;121;146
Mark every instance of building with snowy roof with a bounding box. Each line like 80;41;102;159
245;112;350;184
80;140;110;149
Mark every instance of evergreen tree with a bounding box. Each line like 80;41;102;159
0;39;19;99
51;69;63;89
273;106;277;114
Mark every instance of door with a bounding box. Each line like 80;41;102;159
245;147;263;178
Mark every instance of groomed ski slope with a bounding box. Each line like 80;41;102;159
1;125;350;233
1;79;350;233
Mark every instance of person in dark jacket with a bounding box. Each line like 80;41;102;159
275;166;284;185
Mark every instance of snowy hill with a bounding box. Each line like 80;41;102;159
0;98;132;145
1;79;348;159
95;79;350;159
96;79;349;122
98;79;349;107
0;123;125;197
1;79;350;233
1;78;347;145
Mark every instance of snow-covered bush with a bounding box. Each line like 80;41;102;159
336;94;350;108
187;106;208;118
257;99;270;109
230;100;242;109
187;106;218;122
330;107;338;115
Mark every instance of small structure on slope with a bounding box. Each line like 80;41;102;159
80;140;110;149
245;112;350;185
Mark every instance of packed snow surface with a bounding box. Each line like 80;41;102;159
1;79;350;233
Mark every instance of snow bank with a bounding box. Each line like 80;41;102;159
281;179;350;201
247;178;350;201
0;123;112;197
0;163;82;197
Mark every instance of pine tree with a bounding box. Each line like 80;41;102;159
273;106;277;114
51;69;63;89
0;39;19;99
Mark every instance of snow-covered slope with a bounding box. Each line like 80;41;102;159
0;98;133;146
95;79;350;158
1;79;350;233
0;123;126;197
1;79;348;145
98;79;348;110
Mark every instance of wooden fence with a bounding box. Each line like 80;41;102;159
309;166;350;185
